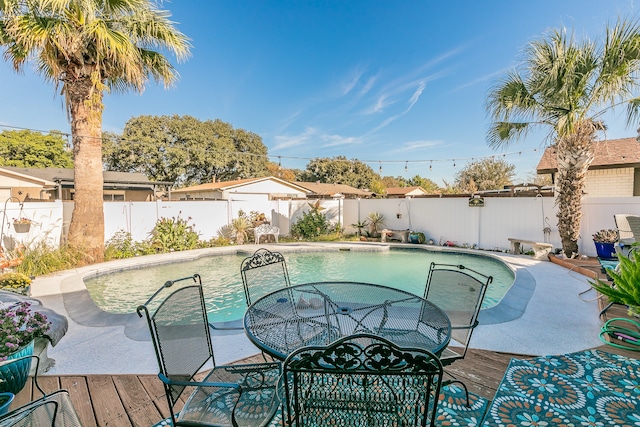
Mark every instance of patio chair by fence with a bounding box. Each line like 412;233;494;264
614;213;640;245
0;356;83;427
137;274;281;427
424;262;492;405
282;333;444;427
240;248;291;305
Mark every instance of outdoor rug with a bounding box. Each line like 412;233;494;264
482;349;640;426
151;384;489;426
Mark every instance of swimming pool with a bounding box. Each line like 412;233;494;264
84;247;514;323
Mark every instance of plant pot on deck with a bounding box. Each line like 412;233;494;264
594;241;616;259
0;392;14;415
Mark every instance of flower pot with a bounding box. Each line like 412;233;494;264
0;340;34;395
594;241;616;259
12;223;30;233
0;392;14;415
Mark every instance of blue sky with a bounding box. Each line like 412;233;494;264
1;0;638;185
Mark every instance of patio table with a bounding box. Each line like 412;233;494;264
244;281;451;360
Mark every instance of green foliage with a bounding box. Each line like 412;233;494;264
16;242;88;277
0;272;32;295
367;212;385;237
406;175;440;193
351;220;369;236
590;251;640;314
149;215;201;253
454;158;515;192
103;116;269;185
231;217;251;244
0;129;73;168
291;210;330;239
104;231;154;260
299;156;380;190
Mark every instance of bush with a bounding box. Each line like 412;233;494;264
149;215;200;252
16;242;88;277
105;231;154;260
0;272;32;295
291;210;330;239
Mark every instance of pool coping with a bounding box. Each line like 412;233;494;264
48;242;528;342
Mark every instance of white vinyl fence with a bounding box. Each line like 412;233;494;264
2;196;640;257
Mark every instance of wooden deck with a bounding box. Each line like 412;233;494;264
9;257;640;426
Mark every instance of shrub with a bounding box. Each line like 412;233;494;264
0;272;32;295
16;242;88;277
105;231;154;260
291;210;330;239
149;215;200;253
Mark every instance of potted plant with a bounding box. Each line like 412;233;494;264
231;217;251;245
12;217;31;233
366;212;385;238
350;220;369;237
590;250;640;317
0;392;14;415
0;301;51;394
592;229;618;259
0;273;32;296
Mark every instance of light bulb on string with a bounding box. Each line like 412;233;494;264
429;161;432;171
379;161;382;174
404;161;408;172
278;156;282;170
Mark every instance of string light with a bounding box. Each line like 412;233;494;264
0;123;545;171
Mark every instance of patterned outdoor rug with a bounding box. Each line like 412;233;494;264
482;349;640;426
152;384;489;426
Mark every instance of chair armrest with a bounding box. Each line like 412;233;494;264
157;373;240;390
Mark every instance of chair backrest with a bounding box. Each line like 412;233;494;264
614;214;640;242
240;248;291;305
424;263;492;356
0;390;82;427
283;333;443;427
136;274;214;407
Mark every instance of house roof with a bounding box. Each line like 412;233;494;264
536;137;640;173
0;166;172;188
171;176;310;194
0;167;57;187
292;182;373;198
385;186;427;196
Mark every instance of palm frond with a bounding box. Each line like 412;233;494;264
486;122;531;148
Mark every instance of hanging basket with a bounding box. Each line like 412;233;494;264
0;340;34;395
12;222;31;233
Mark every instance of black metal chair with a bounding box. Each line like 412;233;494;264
282;333;443;427
240;248;291;306
136;274;281;427
0;356;83;427
424;262;492;405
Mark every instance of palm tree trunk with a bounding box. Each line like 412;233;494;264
554;126;596;258
67;76;105;262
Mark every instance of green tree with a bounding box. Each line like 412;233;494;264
454;158;515;193
0;130;73;168
486;18;640;257
0;0;190;261
381;176;408;188
299;156;380;189
104;115;268;185
406;175;440;194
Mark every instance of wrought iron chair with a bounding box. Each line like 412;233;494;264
136;274;281;427
240;248;291;306
0;356;83;426
424;262;492;405
282;333;443;427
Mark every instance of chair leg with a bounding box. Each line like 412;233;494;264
442;370;471;407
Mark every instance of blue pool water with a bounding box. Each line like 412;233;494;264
84;248;514;323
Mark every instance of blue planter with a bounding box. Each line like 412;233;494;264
594;241;616;259
0;340;34;395
0;392;14;415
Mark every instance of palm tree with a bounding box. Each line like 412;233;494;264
486;18;640;258
0;0;190;261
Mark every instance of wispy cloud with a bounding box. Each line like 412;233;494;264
273;127;360;151
390;139;444;153
366;81;427;134
452;69;505;92
342;66;367;96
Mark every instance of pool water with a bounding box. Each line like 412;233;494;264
84;248;514;323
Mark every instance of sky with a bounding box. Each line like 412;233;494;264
1;0;639;185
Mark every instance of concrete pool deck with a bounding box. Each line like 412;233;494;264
28;243;604;375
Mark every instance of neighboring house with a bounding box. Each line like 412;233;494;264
170;177;310;201
385;186;428;198
0;166;170;201
292;182;374;199
536;137;640;197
